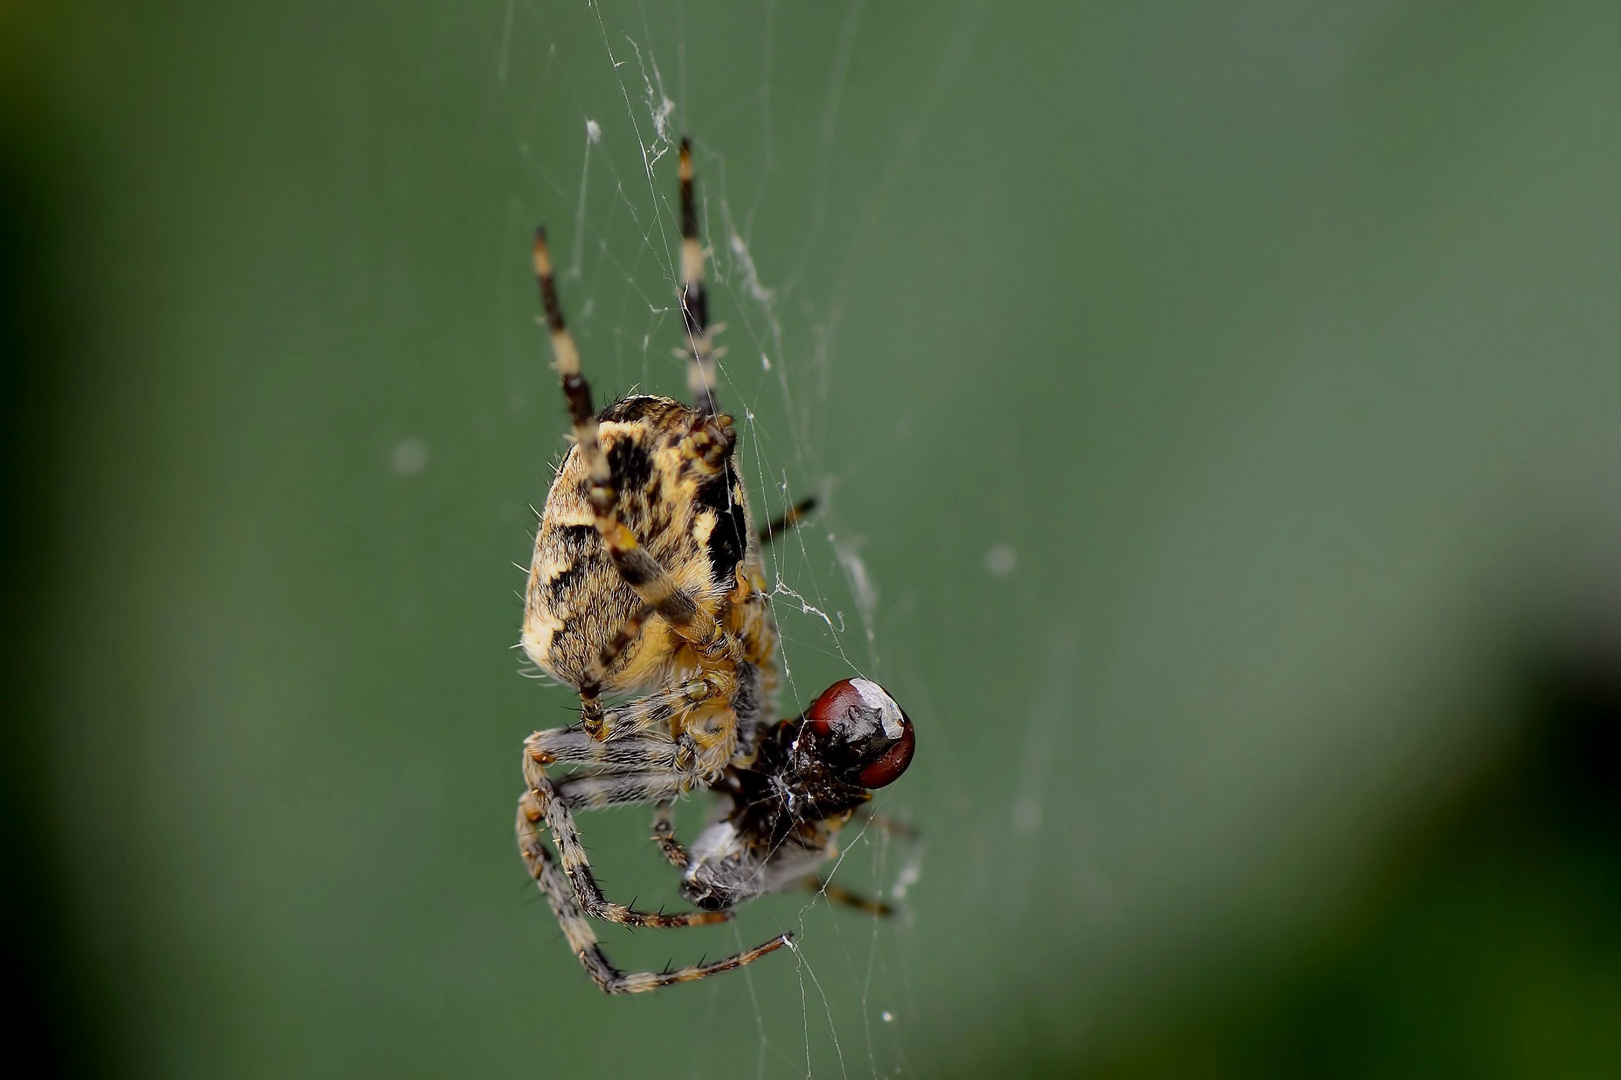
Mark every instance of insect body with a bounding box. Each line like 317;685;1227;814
681;678;916;911
515;138;916;994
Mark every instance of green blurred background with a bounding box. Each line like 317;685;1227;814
6;0;1621;1076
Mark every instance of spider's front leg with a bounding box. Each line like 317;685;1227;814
517;753;723;929
580;606;746;777
517;681;739;929
758;495;817;546
650;799;688;869
569;670;734;746
804;877;893;917
516;718;796;992
518;804;790;994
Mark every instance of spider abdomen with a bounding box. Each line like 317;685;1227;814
521;395;754;695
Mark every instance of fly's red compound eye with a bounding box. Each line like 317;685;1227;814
804;678;915;788
857;716;914;788
804;679;866;738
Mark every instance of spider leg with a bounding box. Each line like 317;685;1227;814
580;603;650;695
802;876;893;917
526;727;678;772
528;723;693;869
651;799;688;869
678;137;719;418
552;770;685;810
518;804;790;994
849;807;921;841
758;496;817;546
523;725;722;923
592;669;737;743
518;770;720;929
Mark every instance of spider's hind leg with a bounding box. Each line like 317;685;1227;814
803;876;894;917
651;798;689;869
520;693;740;931
518;774;719;929
759;496;817;547
678;137;719;417
518;803;790;994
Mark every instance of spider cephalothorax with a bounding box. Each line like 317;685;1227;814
513;137;917;994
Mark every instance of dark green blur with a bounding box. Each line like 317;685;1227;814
6;1;1621;1077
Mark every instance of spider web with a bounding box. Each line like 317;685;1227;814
492;1;983;1075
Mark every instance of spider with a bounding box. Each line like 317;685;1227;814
515;137;917;994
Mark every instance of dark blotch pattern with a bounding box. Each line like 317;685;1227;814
545;561;585;600
698;464;749;588
607;438;655;495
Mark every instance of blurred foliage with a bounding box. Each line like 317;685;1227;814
1024;660;1621;1079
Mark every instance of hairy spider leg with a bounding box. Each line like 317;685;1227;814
589;668;739;744
524;727;678;773
553;770;689;810
805;877;893;917
650;799;688;868
516;662;746;929
679;137;720;418
849;806;920;841
579;602;650;692
758;495;817;546
518;805;790;994
527;669;734;749
519;762;723;929
517;672;738;922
